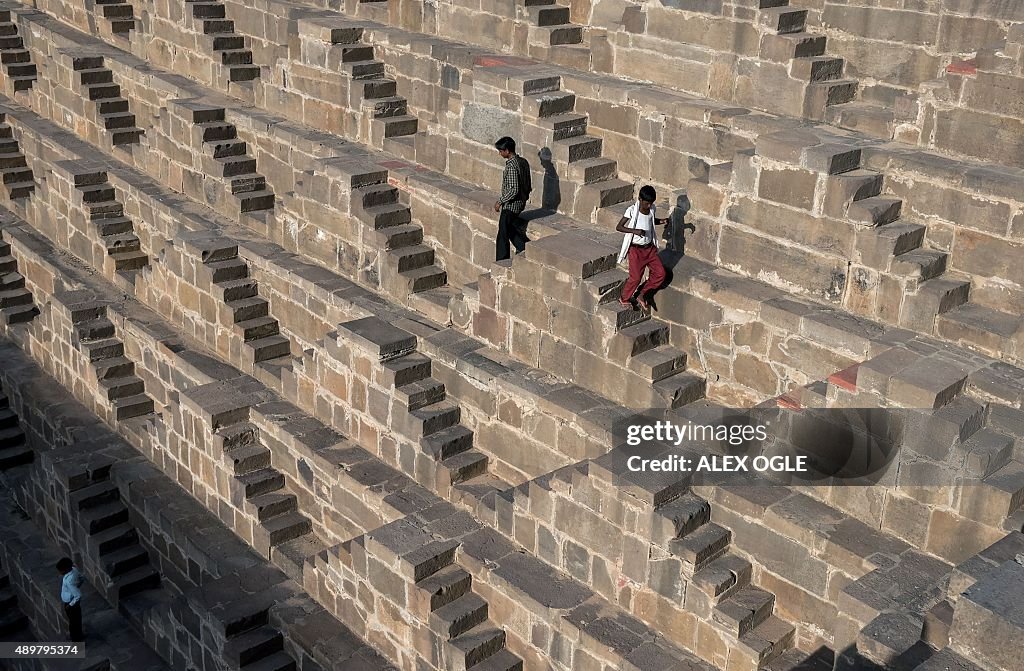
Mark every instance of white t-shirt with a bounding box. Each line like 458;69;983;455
624;204;654;245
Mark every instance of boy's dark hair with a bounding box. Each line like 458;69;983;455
494;137;516;153
638;185;657;202
56;557;73;573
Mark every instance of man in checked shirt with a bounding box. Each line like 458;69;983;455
492;137;532;261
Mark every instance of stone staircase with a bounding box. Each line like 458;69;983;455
0;241;38;325
334;317;504;501
0;116;34;200
318;22;419;151
651;489;796;670
184;0;261;82
350;181;449;297
752;2;857;119
522;0;584;48
70;55;145;146
213;420;317;567
200;245;293;371
73;312;156;422
71;171;149;278
515;76;634;220
0;10;35;94
94;0;137;36
412;551;524;671
187;105;276;215
0;382;31;471
70;472;162;605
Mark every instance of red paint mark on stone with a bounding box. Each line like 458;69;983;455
946;59;977;75
473;55;538;68
776;394;802;410
379;160;410;169
828;364;860;393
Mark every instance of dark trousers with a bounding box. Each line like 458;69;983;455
64;602;83;642
496;209;528;261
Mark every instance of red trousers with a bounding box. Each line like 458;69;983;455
621;245;666;301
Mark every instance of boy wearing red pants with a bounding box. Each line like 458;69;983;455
616;185;668;311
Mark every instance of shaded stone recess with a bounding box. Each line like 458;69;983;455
0;0;1021;670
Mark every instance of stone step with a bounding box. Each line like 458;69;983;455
89;522;138;555
202;18;235;34
566;156;618;185
937;302;1023;357
790;56;845;82
0;272;22;293
227;444;272;475
712;586;775;638
958;428;1015;479
86;83;122;101
382;352;432;386
229;65;261;82
430;592;489;639
441;450;489;485
362;201;412;229
224;625;283;667
97;375;145;401
535;112;589;141
217;154;257;177
668;521;731;575
0;408;17;428
246;334;291;363
374;113;419;139
102;111;137;130
529;5;569;26
804;78;859;117
901;276;971;331
597;300;650;331
92;355;135;380
209;139;247;160
238;189;276;213
0;288;31;309
0;49;31;65
628;347;688;382
246;492;298;522
5;63;35;78
238;650;296;671
358;78;398;99
100;2;132;18
574;178;634;217
219;277;259;302
0;167;32;185
691;553;753;604
0;425;24;450
0;444;31;469
111;250;148;271
420;424;475;461
230;174;267;195
656;372;707;410
211;34;245;51
376;222;423;250
414;564;473;617
72;481;119;510
76;67;114;86
551;134;602;163
344;59;386;80
445;624;506;671
847;196;903;226
737;615;796;668
256;511;312;547
111;127;145;146
401;265;447;293
227;296;269;323
761;30;826;61
651;492;712;544
237;467;286;498
82;337;125;362
221;48;253;66
102;544;149;577
523;90;576;118
404;402;461;437
396;378;446;412
237;315;280;341
4;180;34;199
97;98;129;115
113;565;160;598
356;182;400;208
541;24;584;47
608;320;670;361
363;95;408;119
191;2;226;19
112;393;154;420
104;232;142;254
826;101;897;141
856;221;926;269
108;19;136;33
387;244;435;273
891;249;948;281
760;6;807;34
0;151;26;169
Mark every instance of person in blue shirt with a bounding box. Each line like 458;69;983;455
56;557;83;642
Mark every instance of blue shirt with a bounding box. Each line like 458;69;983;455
61;568;82;606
